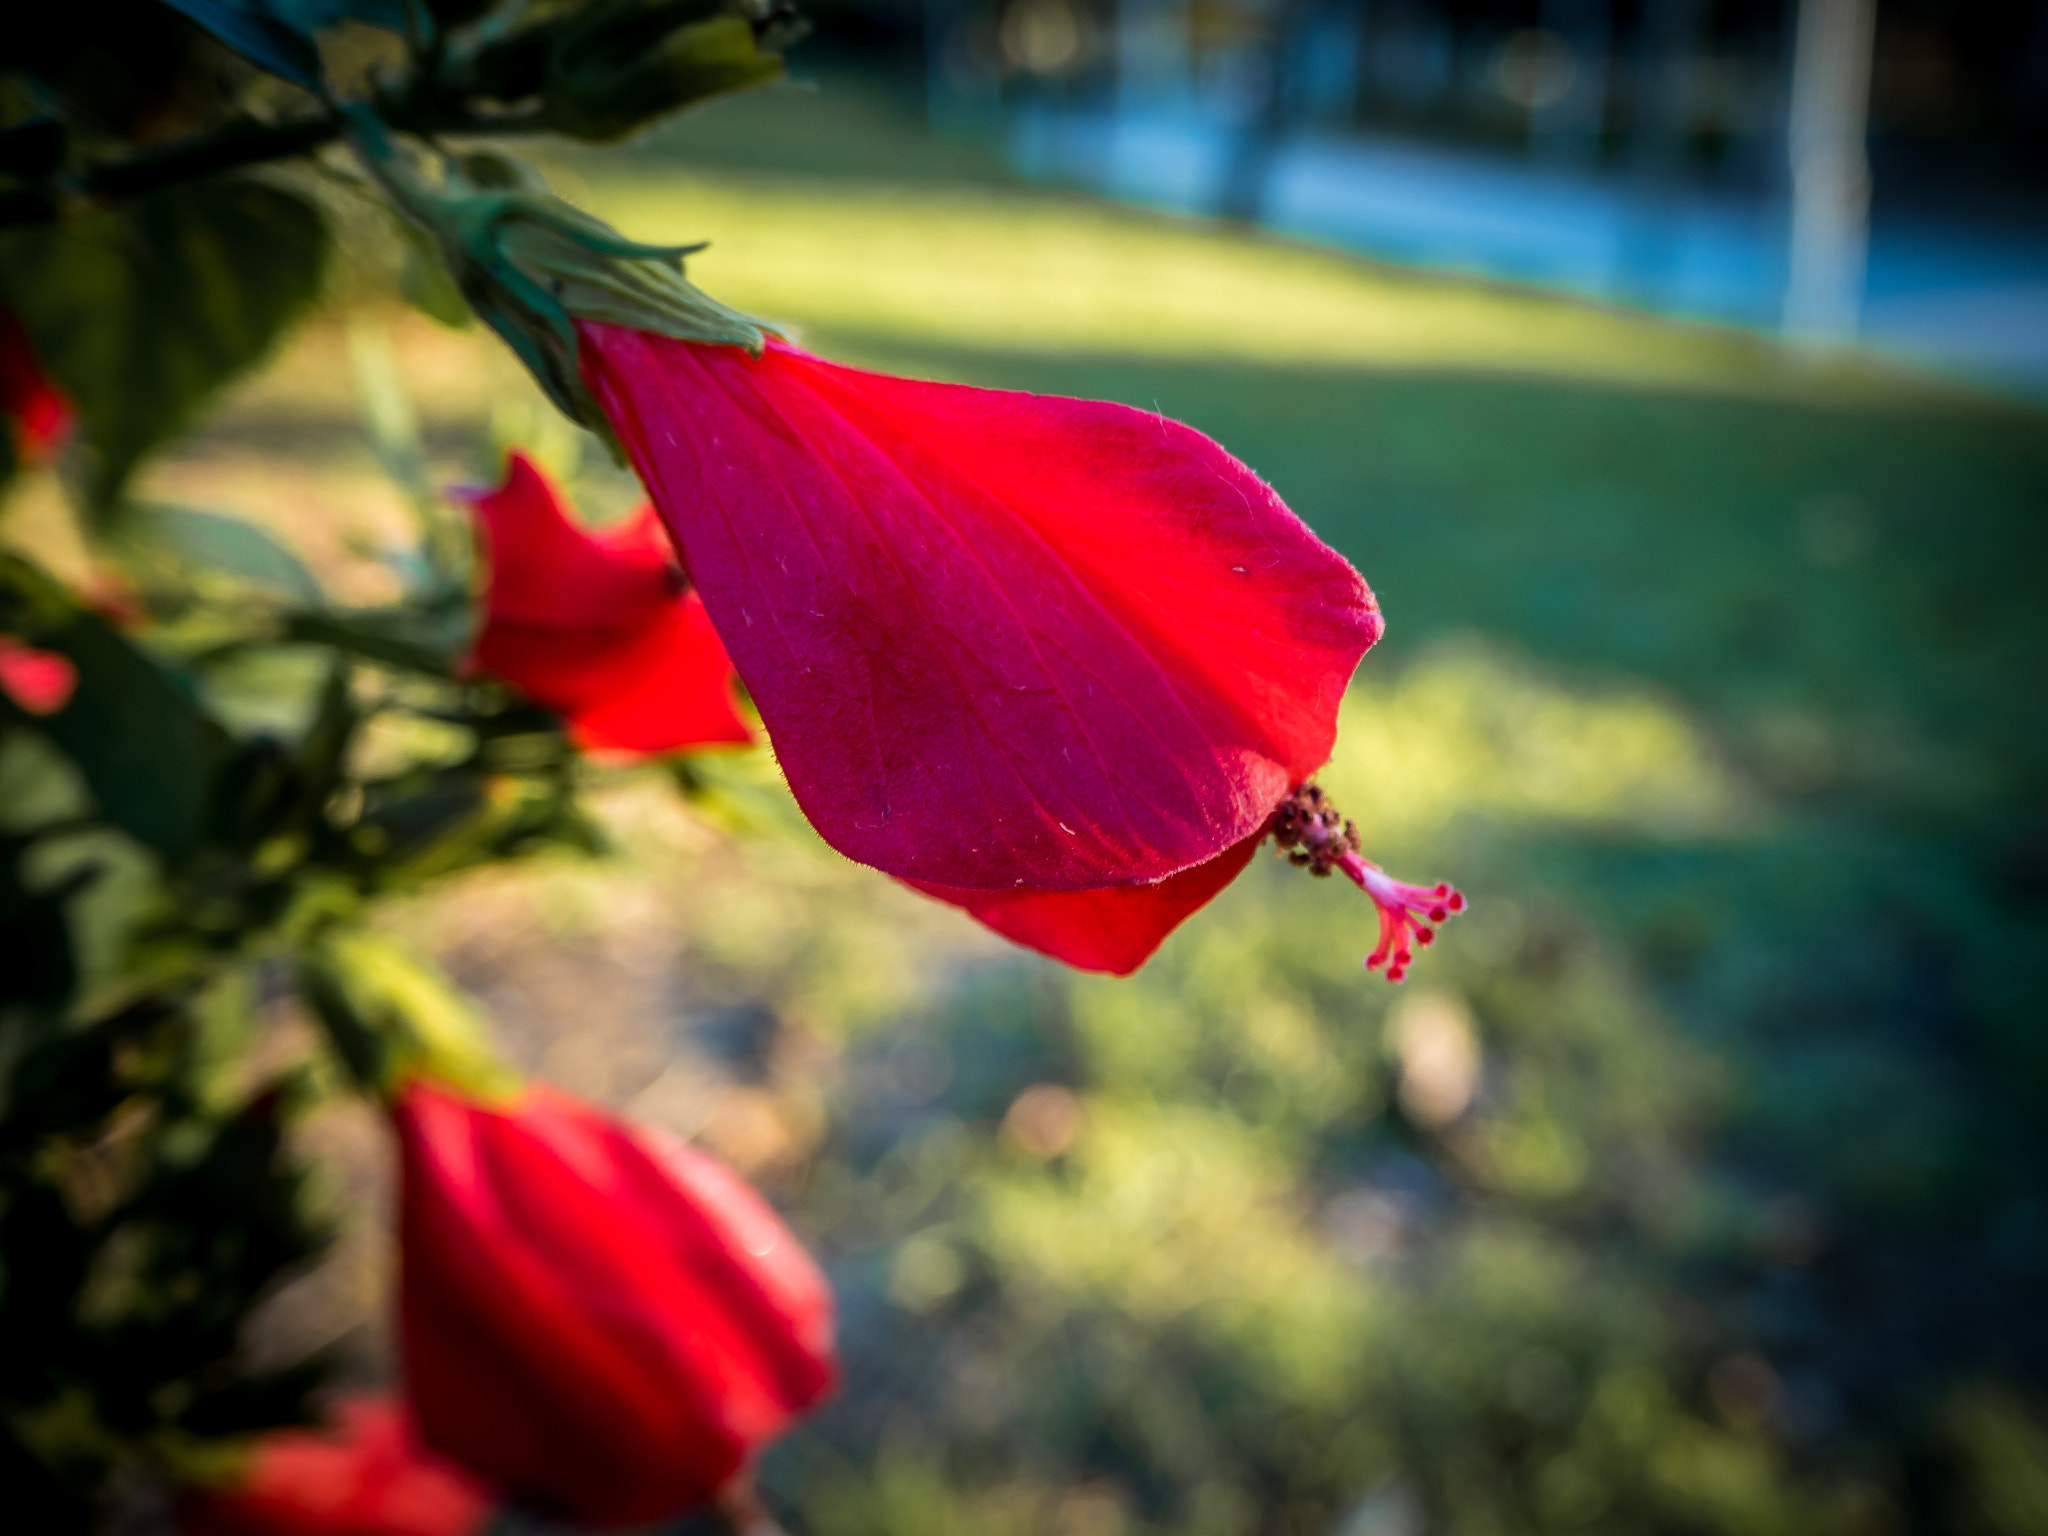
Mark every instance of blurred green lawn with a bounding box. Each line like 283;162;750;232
142;68;2048;1536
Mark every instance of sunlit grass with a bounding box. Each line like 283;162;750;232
1323;641;1755;843
558;166;1919;400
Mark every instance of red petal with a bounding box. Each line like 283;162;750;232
478;588;752;754
176;1394;492;1536
907;827;1262;975
464;455;752;755
465;452;674;628
581;330;1379;892
0;309;72;463
565;589;753;753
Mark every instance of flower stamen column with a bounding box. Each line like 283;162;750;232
1270;784;1465;981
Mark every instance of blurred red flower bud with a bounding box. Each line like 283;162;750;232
0;636;77;716
0;308;72;464
176;1395;492;1536
395;1077;837;1529
460;450;752;754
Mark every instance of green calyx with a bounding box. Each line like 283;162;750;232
345;107;772;440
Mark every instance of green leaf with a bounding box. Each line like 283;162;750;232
345;317;478;595
0;178;329;511
118;505;324;604
298;929;517;1101
0;556;231;857
545;7;790;144
0;724;91;838
280;595;473;674
667;744;808;841
184;967;259;1114
293;658;356;803
343;319;433;527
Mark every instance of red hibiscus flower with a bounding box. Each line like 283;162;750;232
347;139;1462;975
0;308;71;464
176;1394;492;1536
460;451;752;754
573;330;1461;975
395;1076;837;1529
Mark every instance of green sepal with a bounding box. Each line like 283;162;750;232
346;110;773;439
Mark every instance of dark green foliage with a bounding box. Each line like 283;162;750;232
156;0;327;88
0;2;222;144
119;504;326;605
0;972;332;1534
0;118;66;181
0;557;231;856
0;5;817;1524
0;832;81;1011
283;592;476;675
542;0;797;143
0;531;597;1515
0;178;329;510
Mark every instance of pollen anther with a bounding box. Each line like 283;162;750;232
1269;782;1465;983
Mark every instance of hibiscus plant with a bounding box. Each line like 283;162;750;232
0;4;1455;1532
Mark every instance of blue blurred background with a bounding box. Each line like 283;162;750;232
927;0;2048;389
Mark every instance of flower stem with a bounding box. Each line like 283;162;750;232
0;99;551;228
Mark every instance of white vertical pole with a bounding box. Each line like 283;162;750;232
1783;0;1877;347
